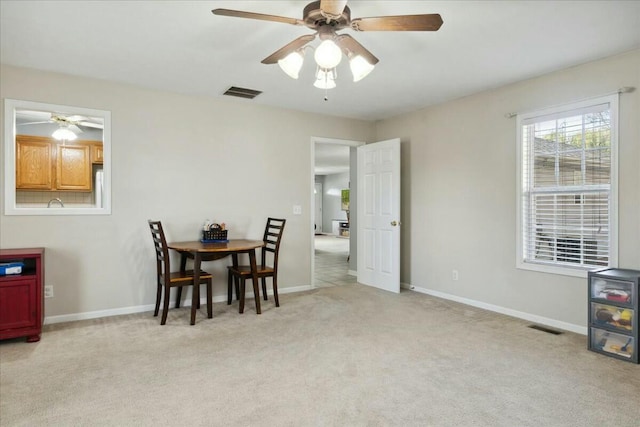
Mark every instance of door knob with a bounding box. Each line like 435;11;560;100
391;221;398;226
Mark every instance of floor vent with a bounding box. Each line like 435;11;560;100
223;86;262;99
528;324;563;335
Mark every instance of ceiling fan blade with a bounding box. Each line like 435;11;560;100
320;0;348;17
69;124;83;133
77;121;103;129
65;115;87;122
261;34;316;64
335;34;379;65
17;120;51;126
351;14;443;31
212;8;303;26
16;110;52;121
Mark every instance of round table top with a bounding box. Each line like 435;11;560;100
167;239;264;253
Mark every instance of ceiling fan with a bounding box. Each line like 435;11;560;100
17;111;104;141
212;0;443;89
17;111;104;132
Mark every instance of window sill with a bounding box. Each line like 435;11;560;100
516;260;590;278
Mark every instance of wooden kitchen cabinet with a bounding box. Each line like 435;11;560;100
0;248;45;343
92;144;104;163
57;144;92;191
16;137;53;190
15;135;98;192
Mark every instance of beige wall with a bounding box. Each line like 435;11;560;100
2;50;638;328
0;64;374;319
375;49;640;329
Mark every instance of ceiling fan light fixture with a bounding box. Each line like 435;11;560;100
314;67;337;89
314;78;336;90
314;39;342;69
278;50;304;79
213;2;445;97
349;55;375;82
52;126;77;141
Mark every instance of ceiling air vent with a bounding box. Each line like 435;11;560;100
223;86;262;99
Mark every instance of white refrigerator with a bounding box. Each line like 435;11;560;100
95;168;104;208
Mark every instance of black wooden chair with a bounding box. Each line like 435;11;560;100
148;220;213;325
227;218;286;311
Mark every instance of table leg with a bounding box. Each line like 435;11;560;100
249;249;261;314
207;278;213;319
191;253;200;325
239;278;245;314
176;252;188;308
229;253;239;305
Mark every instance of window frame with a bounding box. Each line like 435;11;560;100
3;98;112;216
515;94;619;278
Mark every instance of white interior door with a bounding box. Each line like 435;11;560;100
314;182;323;233
357;138;401;293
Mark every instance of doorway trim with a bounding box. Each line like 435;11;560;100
310;136;365;288
314;182;323;234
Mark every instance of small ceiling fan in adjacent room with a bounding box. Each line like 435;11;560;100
212;0;443;94
16;111;104;141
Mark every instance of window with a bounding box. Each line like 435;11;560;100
3;99;111;215
516;95;618;277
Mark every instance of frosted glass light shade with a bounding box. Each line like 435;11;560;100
314;68;336;89
52;127;77;141
349;55;375;82
278;51;304;79
314;40;342;69
314;78;336;89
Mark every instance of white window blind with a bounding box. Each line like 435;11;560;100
518;95;618;274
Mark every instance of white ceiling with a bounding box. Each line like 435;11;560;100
2;1;638;175
2;1;639;123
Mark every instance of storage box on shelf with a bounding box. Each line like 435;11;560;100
0;248;45;343
339;221;349;237
588;268;639;363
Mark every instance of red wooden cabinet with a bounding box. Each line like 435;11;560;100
0;248;44;342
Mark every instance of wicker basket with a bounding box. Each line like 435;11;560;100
202;228;228;241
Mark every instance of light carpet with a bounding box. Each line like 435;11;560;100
1;284;639;426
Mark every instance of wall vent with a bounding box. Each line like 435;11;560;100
223;86;262;99
528;324;563;335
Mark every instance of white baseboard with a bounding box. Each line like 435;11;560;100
276;284;314;294
46;282;584;335
45;303;158;325
348;269;357;276
44;284;314;325
402;283;587;336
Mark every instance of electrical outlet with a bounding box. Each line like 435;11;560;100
452;270;459;281
44;285;54;298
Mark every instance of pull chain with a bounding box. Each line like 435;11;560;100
324;71;329;101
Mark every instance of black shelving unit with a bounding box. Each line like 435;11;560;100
588;268;639;363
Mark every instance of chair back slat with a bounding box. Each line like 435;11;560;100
148;220;171;278
261;217;286;267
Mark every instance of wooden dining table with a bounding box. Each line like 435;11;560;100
167;239;265;324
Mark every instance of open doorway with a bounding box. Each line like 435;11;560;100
314;234;353;288
311;137;362;288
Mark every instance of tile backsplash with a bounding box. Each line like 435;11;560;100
17;190;93;205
